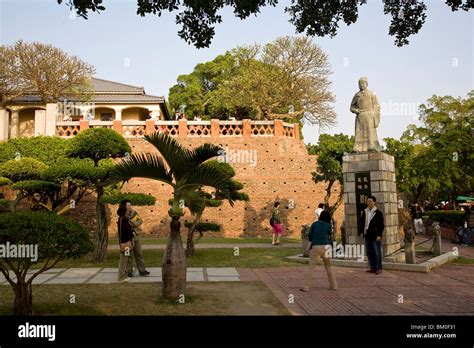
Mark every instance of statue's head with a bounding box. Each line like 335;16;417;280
358;77;368;91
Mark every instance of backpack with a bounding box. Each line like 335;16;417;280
270;217;275;227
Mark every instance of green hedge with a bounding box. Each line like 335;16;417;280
425;210;465;226
0;136;69;166
184;221;221;232
0;211;93;259
0;177;11;186
100;192;156;206
0;198;9;208
0;157;48;182
11;180;61;194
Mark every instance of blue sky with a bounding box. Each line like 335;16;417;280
1;0;472;145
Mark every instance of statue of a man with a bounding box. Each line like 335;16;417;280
350;77;382;152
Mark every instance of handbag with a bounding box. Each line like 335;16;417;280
118;217;134;253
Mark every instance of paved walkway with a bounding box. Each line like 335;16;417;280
107;243;300;250
238;264;474;315
0;267;240;285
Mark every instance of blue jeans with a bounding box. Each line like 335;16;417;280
365;238;382;271
463;228;473;245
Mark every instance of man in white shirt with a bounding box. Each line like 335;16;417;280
314;203;324;220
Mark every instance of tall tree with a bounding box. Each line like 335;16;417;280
0;41;94;105
112;133;233;300
168;53;237;119
169;37;335;129
184;160;249;257
58;0;473;48
0;212;92;315
384;137;435;202
401;92;474;204
67;128;131;263
309;133;354;216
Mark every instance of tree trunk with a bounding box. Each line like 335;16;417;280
185;211;203;257
13;280;33;315
162;216;186;300
185;229;195;257
92;188;108;263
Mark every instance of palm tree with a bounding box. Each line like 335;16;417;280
112;133;233;300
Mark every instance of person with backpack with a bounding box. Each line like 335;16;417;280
270;201;283;245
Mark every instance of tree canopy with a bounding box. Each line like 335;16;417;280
384;91;474;203
58;0;473;48
169;36;335;129
309;133;354;215
67;128;131;166
0;211;92;315
0;40;94;105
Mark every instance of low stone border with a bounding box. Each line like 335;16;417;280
286;251;458;273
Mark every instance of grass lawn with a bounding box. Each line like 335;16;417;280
450;256;474;265
0;282;289;316
32;248;303;269
108;237;300;245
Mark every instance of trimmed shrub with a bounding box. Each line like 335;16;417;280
0;157;48;182
0;211;93;315
425;210;465;226
0;177;11;186
0;136;69;166
67;128;131;165
184;221;221;232
42;161;113;186
0;198;9;208
100;192;156;206
11;180;61;194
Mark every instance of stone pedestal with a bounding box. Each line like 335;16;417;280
432;222;442;256
342;152;400;257
405;239;416;264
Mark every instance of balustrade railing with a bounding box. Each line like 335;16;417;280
56;122;80;137
55;119;299;139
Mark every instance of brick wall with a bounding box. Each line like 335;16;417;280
75;134;343;239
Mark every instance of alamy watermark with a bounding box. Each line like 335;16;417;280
217;147;257;167
324;242;365;262
0;242;38;262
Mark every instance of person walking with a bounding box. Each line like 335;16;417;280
270;201;283;245
117;203;134;282
411;202;424;235
301;210;337;292
314;203;324;220
359;195;385;275
122;200;150;277
462;206;473;246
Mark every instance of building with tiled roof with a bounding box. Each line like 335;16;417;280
1;77;170;140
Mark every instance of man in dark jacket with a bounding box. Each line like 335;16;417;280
358;195;385;274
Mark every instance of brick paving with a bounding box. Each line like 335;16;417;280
238;264;474;315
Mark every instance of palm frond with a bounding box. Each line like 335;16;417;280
189;143;224;166
111;152;173;185
178;163;234;206
144;132;192;180
178;188;208;215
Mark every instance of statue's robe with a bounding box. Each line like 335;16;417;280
350;89;382;152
